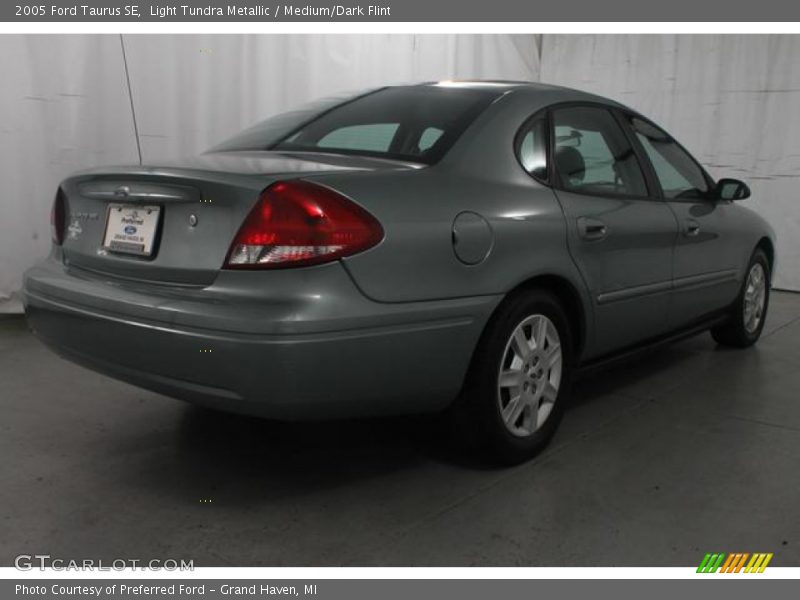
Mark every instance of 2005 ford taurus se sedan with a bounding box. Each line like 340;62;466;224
24;81;775;463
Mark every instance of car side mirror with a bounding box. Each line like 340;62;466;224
716;178;751;201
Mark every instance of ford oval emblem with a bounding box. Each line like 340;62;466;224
124;225;137;235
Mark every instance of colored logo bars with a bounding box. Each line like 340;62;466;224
697;553;773;573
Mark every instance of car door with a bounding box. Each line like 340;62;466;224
624;115;741;328
548;105;679;358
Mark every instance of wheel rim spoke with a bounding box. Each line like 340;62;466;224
526;403;538;433
533;317;547;350
512;328;531;359
542;381;558;404
499;369;522;389
544;343;562;369
502;394;526;425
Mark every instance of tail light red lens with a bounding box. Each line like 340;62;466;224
51;188;66;246
225;180;384;269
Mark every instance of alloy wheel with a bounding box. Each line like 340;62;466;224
743;263;767;333
497;314;563;437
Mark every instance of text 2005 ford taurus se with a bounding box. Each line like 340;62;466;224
24;81;775;463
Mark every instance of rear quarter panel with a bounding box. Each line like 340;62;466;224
305;88;594;351
313;167;580;303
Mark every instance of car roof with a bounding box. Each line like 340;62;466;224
416;79;559;89
405;79;628;110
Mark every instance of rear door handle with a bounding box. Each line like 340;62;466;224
577;217;608;240
684;219;701;237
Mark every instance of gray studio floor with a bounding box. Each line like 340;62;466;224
2;292;799;567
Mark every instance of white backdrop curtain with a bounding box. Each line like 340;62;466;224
2;34;800;313
0;35;140;312
0;34;539;312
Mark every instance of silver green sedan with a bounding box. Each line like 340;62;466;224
23;82;775;463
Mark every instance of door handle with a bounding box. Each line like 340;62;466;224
684;219;701;237
577;217;608;240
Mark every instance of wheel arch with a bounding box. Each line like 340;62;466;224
509;274;587;360
459;271;588;382
756;236;775;280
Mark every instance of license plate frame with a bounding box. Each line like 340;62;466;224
102;203;161;257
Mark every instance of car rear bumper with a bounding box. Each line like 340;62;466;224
23;255;501;419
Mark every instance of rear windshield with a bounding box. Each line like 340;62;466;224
215;86;500;164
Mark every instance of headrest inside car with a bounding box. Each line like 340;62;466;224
555;146;585;185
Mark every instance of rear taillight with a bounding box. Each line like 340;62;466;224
225;180;384;269
51;188;66;246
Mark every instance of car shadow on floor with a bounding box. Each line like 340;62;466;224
162;336;718;490
568;334;748;408
174;405;490;475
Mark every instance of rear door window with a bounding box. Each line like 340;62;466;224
552;106;649;198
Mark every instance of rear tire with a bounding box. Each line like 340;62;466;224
711;248;770;348
452;289;574;465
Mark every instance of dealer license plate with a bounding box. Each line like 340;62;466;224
102;204;161;256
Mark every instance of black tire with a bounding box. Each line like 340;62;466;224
711;248;770;348
451;289;574;465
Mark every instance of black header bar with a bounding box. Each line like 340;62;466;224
5;0;800;22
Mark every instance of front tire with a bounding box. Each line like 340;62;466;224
711;248;770;347
454;289;574;465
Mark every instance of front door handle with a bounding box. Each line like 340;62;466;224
684;219;701;237
577;217;608;240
